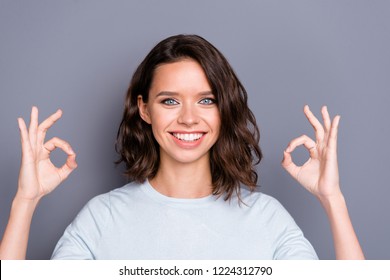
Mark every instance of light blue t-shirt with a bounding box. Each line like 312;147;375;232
51;180;318;259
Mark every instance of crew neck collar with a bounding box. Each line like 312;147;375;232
141;179;217;207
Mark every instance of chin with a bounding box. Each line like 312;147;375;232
164;152;210;165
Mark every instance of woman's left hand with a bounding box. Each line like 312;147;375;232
281;105;342;200
282;105;365;259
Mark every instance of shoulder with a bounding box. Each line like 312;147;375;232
51;181;146;259
239;186;287;212
85;181;143;207
69;181;145;224
239;187;318;259
238;186;301;231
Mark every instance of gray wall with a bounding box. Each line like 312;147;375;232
0;0;389;259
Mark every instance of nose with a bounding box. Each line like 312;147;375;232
177;103;200;126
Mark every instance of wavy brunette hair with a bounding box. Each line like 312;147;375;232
116;34;262;200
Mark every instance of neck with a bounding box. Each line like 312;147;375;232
149;156;213;199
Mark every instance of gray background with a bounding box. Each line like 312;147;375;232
0;0;389;259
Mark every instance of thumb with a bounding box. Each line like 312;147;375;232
58;153;77;182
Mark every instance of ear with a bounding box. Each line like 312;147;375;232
137;95;152;124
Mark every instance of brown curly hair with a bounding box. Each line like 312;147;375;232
116;34;262;200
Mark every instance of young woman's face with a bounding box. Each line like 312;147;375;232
138;59;221;166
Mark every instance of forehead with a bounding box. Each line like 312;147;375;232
150;59;211;93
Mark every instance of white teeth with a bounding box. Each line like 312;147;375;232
172;133;204;142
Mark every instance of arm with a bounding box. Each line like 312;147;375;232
0;107;77;259
281;105;364;259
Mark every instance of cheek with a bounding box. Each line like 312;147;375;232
205;112;221;144
150;126;162;144
148;112;174;140
150;112;173;128
211;112;221;132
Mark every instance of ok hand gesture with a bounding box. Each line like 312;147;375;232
16;106;77;202
281;105;365;259
282;105;341;200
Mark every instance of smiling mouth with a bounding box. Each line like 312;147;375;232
170;132;205;142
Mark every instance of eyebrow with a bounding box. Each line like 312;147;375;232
155;91;214;97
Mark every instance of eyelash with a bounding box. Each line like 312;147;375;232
161;98;217;106
199;98;216;105
162;98;179;105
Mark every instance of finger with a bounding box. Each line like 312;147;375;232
17;118;33;160
285;134;317;158
327;115;340;152
281;150;300;177
37;109;63;145
303;105;325;143
28;106;39;150
43;137;75;156
43;137;77;181
321;105;331;133
58;153;78;181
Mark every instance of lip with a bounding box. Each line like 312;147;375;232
168;131;207;148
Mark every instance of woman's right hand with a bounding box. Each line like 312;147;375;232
16;106;77;202
0;107;77;259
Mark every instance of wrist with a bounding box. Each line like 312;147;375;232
12;194;40;212
317;190;346;213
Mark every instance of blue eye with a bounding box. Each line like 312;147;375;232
199;98;216;105
162;98;179;105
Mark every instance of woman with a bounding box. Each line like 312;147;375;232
0;34;364;259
